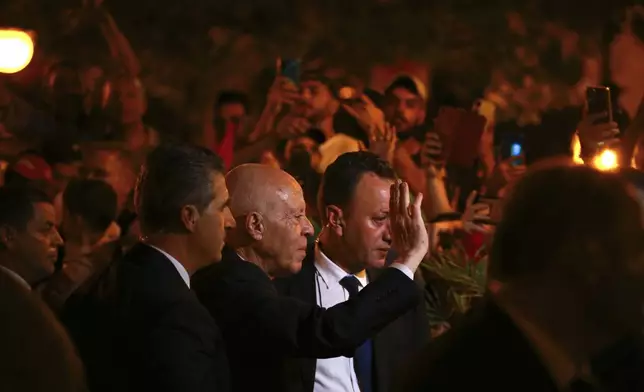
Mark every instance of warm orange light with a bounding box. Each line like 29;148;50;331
571;134;584;165
0;29;34;74
593;149;619;171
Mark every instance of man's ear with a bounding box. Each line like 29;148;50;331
180;205;200;233
325;205;344;235
0;225;17;250
245;212;265;241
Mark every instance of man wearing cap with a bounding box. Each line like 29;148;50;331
383;75;428;139
383;75;431;197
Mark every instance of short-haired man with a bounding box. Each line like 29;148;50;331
275;151;429;392
80;144;235;392
40;178;120;312
0;187;63;289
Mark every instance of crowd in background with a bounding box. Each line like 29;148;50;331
4;2;644;392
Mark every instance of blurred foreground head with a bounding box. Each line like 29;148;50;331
490;159;644;339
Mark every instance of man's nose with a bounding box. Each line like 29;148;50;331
383;221;392;244
302;217;314;237
223;207;236;229
52;228;64;247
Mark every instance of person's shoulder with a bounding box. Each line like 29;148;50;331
193;248;270;293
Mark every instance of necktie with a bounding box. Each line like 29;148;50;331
340;275;373;392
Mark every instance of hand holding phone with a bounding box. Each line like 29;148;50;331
279;58;301;85
586;86;613;125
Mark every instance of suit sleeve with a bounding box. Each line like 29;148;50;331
218;266;420;358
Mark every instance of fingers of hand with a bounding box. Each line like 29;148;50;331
585;112;609;123
390;181;400;219
399;181;410;214
412;192;424;219
466;191;477;208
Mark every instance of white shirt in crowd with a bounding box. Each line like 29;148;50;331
312;245;413;392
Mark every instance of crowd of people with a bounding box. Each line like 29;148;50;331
5;4;644;392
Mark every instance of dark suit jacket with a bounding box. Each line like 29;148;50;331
79;243;230;392
273;250;430;392
396;297;560;392
192;246;421;392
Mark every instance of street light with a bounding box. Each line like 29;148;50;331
0;29;34;74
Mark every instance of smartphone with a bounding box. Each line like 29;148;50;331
280;59;301;84
447;111;487;168
510;143;522;157
586;86;613;124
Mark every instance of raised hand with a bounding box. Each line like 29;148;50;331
368;122;396;164
577;113;620;153
266;75;301;111
275;115;311;139
390;180;429;272
462;191;493;234
342;94;386;137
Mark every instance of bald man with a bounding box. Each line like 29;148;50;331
193;164;429;392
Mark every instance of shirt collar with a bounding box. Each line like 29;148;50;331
0;265;31;291
314;243;368;288
147;245;190;288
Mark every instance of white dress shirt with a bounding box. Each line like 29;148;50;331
0;265;31;291
312;246;414;392
147;245;191;288
313;246;366;392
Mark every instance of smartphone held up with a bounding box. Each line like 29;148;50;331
585;86;620;171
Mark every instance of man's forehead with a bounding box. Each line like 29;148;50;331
31;202;55;221
349;174;393;208
390;87;421;101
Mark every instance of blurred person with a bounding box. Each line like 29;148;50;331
283;128;326;231
40;179;120;312
192;163;429;392
0;270;86;392
275;151;429;392
276;65;369;173
79;144;235;392
99;75;159;153
0;187;63;289
42;141;83;225
383;75;427;138
44;61;89;140
83;146;138;211
206;90;250;170
399;161;644;392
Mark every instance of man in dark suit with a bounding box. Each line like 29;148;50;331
399;162;644;392
274;151;429;392
193;162;429;392
81;144;235;392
